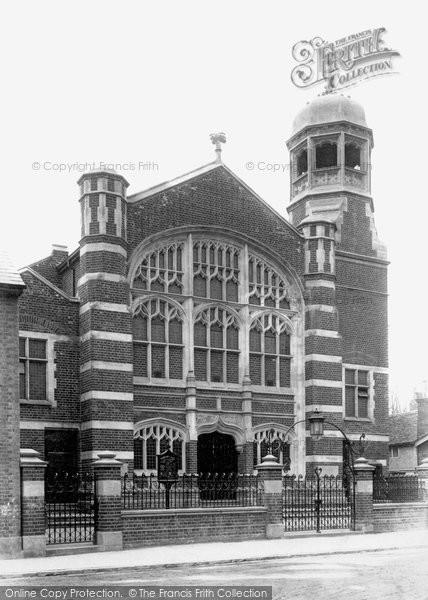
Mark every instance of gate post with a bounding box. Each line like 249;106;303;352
20;449;48;557
257;455;283;539
93;451;123;551
354;456;375;532
416;457;428;500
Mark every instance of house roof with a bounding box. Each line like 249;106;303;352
388;411;418;445
0;250;25;290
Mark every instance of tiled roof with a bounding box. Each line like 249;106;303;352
388;411;418;445
0;250;25;288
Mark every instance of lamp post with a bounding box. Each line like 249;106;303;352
261;409;367;477
307;409;367;477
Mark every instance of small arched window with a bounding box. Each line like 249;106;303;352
134;423;185;472
345;143;361;169
296;148;308;177
316;142;337;169
253;428;291;469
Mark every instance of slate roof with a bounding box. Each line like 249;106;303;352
0;250;25;289
388;411;418;445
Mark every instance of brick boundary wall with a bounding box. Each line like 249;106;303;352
121;506;266;548
373;503;428;532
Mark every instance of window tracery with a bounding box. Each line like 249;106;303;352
133;299;183;380
193;241;239;301
249;314;291;387
134;423;185;472
132;243;184;294
194;307;240;384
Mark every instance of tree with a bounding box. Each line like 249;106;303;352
389;391;404;415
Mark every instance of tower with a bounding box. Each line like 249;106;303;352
287;94;389;473
77;170;134;471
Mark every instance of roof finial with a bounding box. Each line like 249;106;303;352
210;132;226;163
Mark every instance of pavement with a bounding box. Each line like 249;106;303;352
1;529;427;579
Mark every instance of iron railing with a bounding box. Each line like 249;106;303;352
45;473;97;545
373;473;424;503
122;473;263;510
283;473;355;532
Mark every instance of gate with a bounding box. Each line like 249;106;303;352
45;473;97;544
283;468;355;532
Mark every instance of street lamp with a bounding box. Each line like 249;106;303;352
261;409;367;476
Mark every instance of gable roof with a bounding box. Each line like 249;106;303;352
127;161;302;238
388;411;418;445
0;250;25;290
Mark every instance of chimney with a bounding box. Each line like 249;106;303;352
416;397;428;439
51;244;68;258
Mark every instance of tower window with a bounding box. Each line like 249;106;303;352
344;368;370;419
345;143;361;169
315;142;337;169
296;149;308;177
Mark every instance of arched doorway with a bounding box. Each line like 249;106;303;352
197;432;238;475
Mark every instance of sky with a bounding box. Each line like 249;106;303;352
2;1;426;408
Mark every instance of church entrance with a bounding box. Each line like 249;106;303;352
197;432;238;475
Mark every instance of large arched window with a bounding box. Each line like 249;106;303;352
134;423;186;472
193;241;240;301
130;234;299;388
194;307;239;384
133;299;184;380
249;314;291;387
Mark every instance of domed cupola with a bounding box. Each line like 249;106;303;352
286;93;374;228
291;94;368;135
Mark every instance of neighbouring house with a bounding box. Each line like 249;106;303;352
388;396;428;473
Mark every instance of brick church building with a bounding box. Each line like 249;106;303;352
7;93;390;484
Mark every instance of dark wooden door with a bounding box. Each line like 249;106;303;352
197;432;237;475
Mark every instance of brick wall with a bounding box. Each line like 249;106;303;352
373;503;428;532
121;506;266;548
0;291;22;550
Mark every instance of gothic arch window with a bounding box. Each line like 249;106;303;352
315;141;337;169
253;428;291;469
193;241;240;302
132;243;184;295
249;314;291;387
133;299;184;380
134;423;186;472
248;257;290;309
345;142;361;169
194;307;240;384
